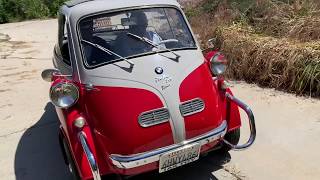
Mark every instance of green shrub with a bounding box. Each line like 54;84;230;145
44;0;66;17
0;1;9;23
185;8;201;18
227;0;255;13
0;0;67;24
201;0;220;13
23;0;50;19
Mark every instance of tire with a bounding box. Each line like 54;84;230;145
220;128;240;152
104;174;123;180
60;132;81;180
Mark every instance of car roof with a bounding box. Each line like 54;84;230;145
64;0;180;9
63;0;181;23
64;0;93;7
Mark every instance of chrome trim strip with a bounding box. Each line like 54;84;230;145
67;17;82;84
78;132;101;180
109;120;227;169
179;98;205;117
224;93;257;150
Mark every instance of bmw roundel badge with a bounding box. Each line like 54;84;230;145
155;67;164;75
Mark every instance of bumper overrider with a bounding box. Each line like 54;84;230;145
224;93;257;150
77;93;256;179
78;132;101;180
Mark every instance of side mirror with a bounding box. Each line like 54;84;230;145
41;69;61;82
202;38;218;53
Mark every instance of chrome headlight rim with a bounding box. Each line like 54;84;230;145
49;82;79;109
210;52;227;76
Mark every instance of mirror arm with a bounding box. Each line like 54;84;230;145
207;38;217;48
41;69;72;82
53;73;72;78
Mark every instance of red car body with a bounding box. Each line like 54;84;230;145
42;0;256;179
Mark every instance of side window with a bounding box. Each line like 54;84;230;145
165;9;195;48
56;14;71;66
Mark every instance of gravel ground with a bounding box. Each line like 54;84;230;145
0;19;320;180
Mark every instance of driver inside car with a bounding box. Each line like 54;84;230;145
80;20;114;65
115;11;164;57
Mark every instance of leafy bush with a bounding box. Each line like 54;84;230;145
0;0;67;23
44;0;66;17
0;1;9;23
23;0;50;19
201;0;220;13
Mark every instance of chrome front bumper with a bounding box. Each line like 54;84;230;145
109;120;228;169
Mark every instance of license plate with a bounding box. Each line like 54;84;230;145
159;143;201;173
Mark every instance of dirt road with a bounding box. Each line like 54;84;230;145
0;20;320;180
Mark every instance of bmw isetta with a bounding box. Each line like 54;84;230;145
41;0;256;179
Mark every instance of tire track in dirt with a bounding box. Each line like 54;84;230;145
0;33;45;61
0;33;29;59
0;33;43;83
0;21;37;31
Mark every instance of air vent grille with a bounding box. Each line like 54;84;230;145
138;108;170;127
180;98;205;117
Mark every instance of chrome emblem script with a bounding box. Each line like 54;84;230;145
155;75;172;91
155;67;164;75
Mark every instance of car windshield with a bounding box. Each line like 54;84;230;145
79;7;197;68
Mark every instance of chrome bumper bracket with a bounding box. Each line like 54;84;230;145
225;93;257;150
78;132;102;180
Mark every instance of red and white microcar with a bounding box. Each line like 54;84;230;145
41;0;256;179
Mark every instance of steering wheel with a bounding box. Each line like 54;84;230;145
157;39;179;46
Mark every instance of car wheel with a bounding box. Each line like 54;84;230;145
60;134;81;180
221;128;240;152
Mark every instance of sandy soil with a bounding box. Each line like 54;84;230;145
0;20;320;180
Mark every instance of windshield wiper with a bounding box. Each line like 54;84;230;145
81;39;133;65
127;33;181;61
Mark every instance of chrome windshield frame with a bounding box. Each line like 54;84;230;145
76;5;198;69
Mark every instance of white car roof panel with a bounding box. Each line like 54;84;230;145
65;0;181;23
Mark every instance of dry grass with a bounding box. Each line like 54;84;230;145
184;0;320;96
286;17;320;41
249;0;320;41
253;16;320;42
188;0;320;43
187;0;240;48
215;25;320;96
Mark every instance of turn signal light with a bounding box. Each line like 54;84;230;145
74;117;86;128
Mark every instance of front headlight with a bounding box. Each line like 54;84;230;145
50;82;79;108
210;52;228;76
